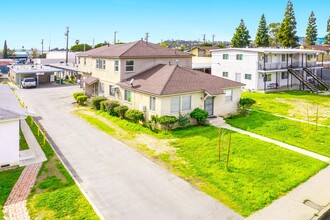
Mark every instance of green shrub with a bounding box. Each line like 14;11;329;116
76;95;88;105
114;105;128;118
73;92;85;101
125;109;145;123
177;112;190;127
102;100;120;116
190;108;208;125
91;96;107;110
238;98;256;116
158;115;177;131
100;100;106;112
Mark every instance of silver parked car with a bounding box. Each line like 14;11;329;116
22;77;37;88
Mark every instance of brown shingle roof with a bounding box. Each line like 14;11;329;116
78;40;192;58
117;64;244;96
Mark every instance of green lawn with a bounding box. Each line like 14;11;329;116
19;129;29;151
0;168;24;219
74;108;327;217
242;91;330;125
226;111;330;157
25;117;99;219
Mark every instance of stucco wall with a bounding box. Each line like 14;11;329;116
212;50;258;90
0;120;19;167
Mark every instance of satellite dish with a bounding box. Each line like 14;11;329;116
130;78;134;86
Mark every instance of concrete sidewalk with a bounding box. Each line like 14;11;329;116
19;119;47;166
220;124;330;163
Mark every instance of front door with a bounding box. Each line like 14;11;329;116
235;73;241;82
204;97;214;116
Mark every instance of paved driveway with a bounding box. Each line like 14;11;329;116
16;85;242;220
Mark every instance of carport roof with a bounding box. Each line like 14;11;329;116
10;65;63;74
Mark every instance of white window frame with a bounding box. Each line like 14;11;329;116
225;90;233;102
265;73;272;82
125;60;134;72
114;60;119;72
236;54;243;60
170;96;181;113
245;74;252;80
281;72;288;79
222;72;229;77
124;90;131;102
109;85;115;97
223;54;229;60
99;83;104;94
264;55;269;63
149;96;156;111
281;54;286;62
181;95;191;111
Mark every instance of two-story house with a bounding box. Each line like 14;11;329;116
188;46;219;74
77;40;244;118
211;48;327;93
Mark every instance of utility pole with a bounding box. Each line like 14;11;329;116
41;39;44;55
114;31;117;44
48;33;51;52
65;27;69;64
203;34;206;43
145;32;150;42
212;34;215;45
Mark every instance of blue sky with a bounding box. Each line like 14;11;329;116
1;0;329;50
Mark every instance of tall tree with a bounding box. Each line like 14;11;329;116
255;14;270;47
278;1;299;48
3;40;8;58
305;11;318;45
231;19;251;48
269;23;281;47
325;17;330;44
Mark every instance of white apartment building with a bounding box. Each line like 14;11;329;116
211;48;327;93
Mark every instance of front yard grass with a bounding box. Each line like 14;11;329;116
0;168;24;219
242;91;330;125
19;129;29;151
74;108;327;217
226;111;330;157
25;117;99;219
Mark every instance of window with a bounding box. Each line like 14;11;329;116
223;54;229;60
126;60;134;72
225;90;233;102
124;90;131;102
96;59;106;69
264;73;272;81
281;54;286;62
281;72;288;79
236;54;243;60
222;72;229;77
109;85;115;97
150;97;156;111
170;97;180;113
114;60;119;72
264;55;269;63
182;96;191;111
99;83;104;94
245;74;252;80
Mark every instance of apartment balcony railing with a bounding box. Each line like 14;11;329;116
258;61;322;71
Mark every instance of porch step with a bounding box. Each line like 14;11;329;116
207;117;226;127
288;69;319;93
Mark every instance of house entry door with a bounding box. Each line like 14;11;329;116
204;97;214;116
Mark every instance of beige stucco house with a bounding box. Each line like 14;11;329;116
77;40;244;118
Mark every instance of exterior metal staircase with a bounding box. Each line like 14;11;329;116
303;68;329;90
288;69;319;93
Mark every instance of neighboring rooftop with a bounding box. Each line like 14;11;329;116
189;46;220;52
309;45;330;51
78;40;192;58
0;84;27;121
48;63;78;72
211;48;326;54
118;64;244;96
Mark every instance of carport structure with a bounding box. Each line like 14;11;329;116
9;65;64;87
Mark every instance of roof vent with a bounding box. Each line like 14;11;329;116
176;60;179;66
130;78;134;87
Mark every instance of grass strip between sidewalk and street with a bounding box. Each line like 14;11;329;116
25;116;99;220
74;108;327;217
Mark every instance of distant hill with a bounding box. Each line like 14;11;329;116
299;37;325;45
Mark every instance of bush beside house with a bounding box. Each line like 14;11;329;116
190;108;208;125
91;97;107;110
125;109;145;123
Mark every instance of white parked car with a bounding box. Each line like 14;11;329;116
22;77;37;88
